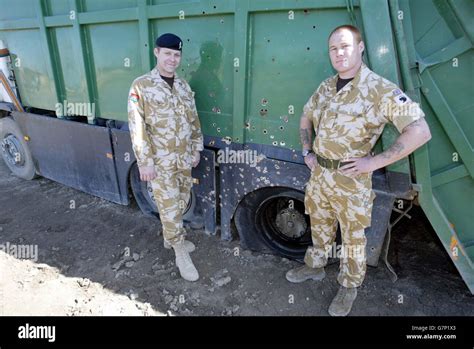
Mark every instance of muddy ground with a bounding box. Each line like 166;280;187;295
0;160;473;316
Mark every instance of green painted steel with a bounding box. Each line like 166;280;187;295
0;0;411;152
152;13;236;140
1;27;57;110
395;0;474;293
246;8;352;149
0;0;472;292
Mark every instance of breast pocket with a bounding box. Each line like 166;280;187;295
147;114;169;130
319;107;337;130
326;106;367;138
181;93;196;122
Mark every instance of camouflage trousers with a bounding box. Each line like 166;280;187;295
304;164;375;288
149;166;193;246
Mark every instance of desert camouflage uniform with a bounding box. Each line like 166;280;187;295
303;63;424;288
128;68;203;245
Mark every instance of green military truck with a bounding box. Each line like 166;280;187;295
0;0;472;294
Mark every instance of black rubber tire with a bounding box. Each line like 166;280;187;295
0;117;36;180
234;187;312;260
129;163;196;219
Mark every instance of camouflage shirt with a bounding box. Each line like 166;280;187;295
303;63;425;160
128;68;204;170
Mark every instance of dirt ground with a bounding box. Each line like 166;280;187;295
0;160;473;316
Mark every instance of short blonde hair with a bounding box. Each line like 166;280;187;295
329;25;362;43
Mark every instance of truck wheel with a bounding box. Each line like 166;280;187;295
234;187;312;260
129;163;195;219
0;117;36;180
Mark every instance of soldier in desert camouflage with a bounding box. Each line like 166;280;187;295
287;25;432;315
128;33;203;282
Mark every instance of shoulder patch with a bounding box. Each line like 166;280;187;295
393;89;410;105
392;89;402;96
398;95;408;103
129;92;140;103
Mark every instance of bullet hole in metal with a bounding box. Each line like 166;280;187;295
313;25;316;29
145;43;148;47
304;9;309;14
245;122;251;129
235;69;239;73
267;39;271;43
280;141;286;146
261;98;268;106
280;126;284;130
220;19;224;24
213;5;216;9
260;109;268;116
187;38;190;42
272;141;277;146
263;129;267;134
307;47;310;50
272;57;275;62
202;11;206;14
212;123;216;127
217;127;221;132
209;140;215;146
270;135;274;139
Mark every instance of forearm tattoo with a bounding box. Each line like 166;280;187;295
382;140;405;159
300;128;312;146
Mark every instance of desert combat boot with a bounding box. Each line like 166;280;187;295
173;240;199;282
285;265;326;283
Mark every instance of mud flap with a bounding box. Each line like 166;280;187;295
365;189;396;267
190;149;217;236
12;112;122;203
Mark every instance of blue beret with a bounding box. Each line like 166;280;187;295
155;33;183;51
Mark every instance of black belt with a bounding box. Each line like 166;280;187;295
316;154;351;170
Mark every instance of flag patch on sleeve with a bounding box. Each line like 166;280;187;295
129;93;140;103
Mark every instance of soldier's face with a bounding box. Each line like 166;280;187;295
155;47;182;76
328;29;364;75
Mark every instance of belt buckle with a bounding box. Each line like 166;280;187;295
328;158;334;170
324;158;331;169
337;159;350;170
